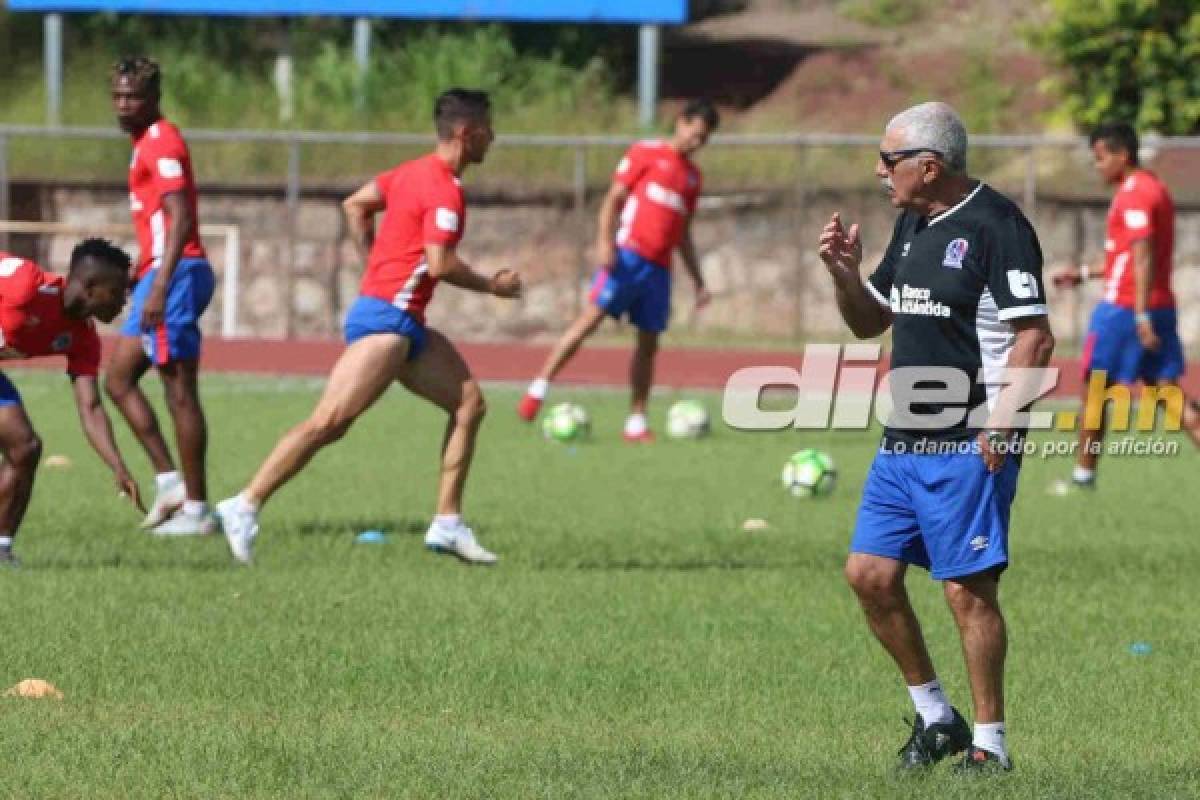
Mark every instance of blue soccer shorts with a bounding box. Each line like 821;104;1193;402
1083;302;1185;385
121;258;216;365
588;248;671;333
343;295;427;361
850;448;1021;580
0;372;21;408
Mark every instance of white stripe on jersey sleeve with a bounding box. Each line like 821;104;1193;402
865;281;891;309
996;304;1048;320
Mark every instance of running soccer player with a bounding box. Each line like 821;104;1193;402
517;100;719;441
216;89;520;565
818;103;1055;773
1051;122;1200;493
0;241;145;566
107;57;217;537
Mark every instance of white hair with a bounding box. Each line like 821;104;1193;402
885;102;968;174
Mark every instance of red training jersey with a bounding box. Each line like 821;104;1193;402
359;154;465;324
128;119;206;279
1103;169;1175;309
613;139;702;268
0;253;101;377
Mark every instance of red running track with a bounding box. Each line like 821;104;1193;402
8;336;1199;398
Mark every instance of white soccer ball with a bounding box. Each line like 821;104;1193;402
666;400;711;439
781;449;837;498
541;402;591;442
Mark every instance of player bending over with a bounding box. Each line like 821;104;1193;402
216;89;521;565
517;100;719;441
0;241;145;566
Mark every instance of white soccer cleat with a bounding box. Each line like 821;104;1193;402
215;496;259;565
424;520;498;565
141;479;186;529
150;509;217;536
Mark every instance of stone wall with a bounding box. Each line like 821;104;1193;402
24;182;1200;349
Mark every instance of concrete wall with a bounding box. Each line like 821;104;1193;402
20;182;1200;349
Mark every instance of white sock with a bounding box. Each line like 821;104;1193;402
183;500;208;516
907;679;954;726
156;471;181;491
0;536;13;550
528;379;549;400
1072;466;1095;485
624;413;648;436
973;722;1007;758
435;514;461;529
237;492;260;513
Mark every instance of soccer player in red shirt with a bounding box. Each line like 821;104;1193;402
107;57;217;537
0;240;145;566
216;89;521;565
517;100;719;441
1052;123;1200;492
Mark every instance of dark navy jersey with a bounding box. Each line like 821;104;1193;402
866;183;1048;446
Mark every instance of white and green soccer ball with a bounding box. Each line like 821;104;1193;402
542;402;591;442
666;400;711;440
781;449;837;498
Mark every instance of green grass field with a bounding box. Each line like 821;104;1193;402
1;371;1197;799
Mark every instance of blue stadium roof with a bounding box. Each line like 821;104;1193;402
7;0;688;24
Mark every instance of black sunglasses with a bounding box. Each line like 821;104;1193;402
879;148;945;169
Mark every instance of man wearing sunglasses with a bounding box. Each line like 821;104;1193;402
818;102;1055;774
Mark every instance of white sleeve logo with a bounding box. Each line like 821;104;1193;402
157;158;184;179
0;257;24;277
1006;269;1039;300
1123;209;1149;230
616;157;631;174
435;207;460;233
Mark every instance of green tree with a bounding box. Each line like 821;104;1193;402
1031;0;1200;134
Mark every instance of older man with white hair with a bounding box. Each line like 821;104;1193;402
818;102;1055;773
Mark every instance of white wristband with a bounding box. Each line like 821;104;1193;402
1079;263;1090;282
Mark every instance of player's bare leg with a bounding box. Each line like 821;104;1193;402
104;336;185;527
105;337;176;473
845;554;937;683
518;304;607;420
1054;382;1107;495
157;359;207;503
248;334;409;506
0;405;42;563
145;358;217;535
216;334;409;563
944;571;1006;723
945;569;1012;769
623;328;658;442
404;328;496;564
847;553;972;768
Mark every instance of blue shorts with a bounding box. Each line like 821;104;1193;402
1083;302;1185;385
0;372;21;408
120;258;216;365
589;248;671;333
343;295;426;361
850;449;1020;580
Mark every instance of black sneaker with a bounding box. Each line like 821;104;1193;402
897;708;972;770
954;745;1013;774
0;548;19;569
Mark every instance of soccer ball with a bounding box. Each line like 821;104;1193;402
666;400;710;439
542;402;591;442
781;449;836;498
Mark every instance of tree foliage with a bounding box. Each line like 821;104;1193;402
1031;0;1200;134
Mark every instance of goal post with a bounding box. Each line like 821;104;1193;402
0;219;241;338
